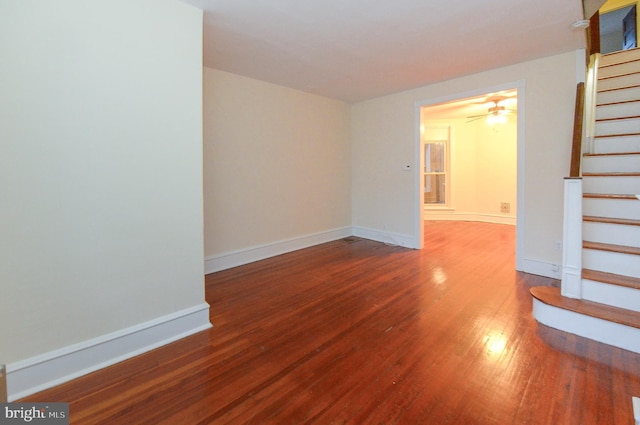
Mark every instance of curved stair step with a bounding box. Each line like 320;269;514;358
530;286;640;353
531;286;640;329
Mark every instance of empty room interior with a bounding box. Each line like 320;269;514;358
2;0;640;424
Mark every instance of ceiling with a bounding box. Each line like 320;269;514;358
179;0;587;103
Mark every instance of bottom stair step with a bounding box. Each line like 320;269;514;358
530;286;640;353
531;286;640;328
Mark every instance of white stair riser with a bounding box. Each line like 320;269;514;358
601;49;640;66
583;221;640;248
582;279;640;312
596;117;640;136
582;155;640;173
599;61;640;78
598;74;640;91
598;86;640;104
583;198;640;220
596;102;640;120
582;175;640;193
583;248;640;278
593;135;640;153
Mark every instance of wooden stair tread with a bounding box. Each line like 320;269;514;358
599;71;640;81
596;115;640;122
582;269;640;290
594;133;640;139
602;47;640;58
598;83;640;93
597;100;640;107
582;171;640;177
584;215;640;226
600;58;640;67
584;151;640;157
583;193;639;200
600;52;640;65
530;286;640;329
583;241;640;256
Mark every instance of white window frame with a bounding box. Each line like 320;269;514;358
423;125;452;210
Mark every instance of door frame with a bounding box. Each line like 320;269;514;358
413;80;526;271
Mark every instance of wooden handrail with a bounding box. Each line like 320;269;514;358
570;82;585;178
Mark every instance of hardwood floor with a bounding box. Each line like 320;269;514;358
23;221;640;424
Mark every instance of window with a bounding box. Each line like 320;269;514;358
424;142;446;204
423;126;451;208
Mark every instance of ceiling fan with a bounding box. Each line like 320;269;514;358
466;96;516;124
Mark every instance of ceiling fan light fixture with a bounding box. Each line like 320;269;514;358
486;113;507;125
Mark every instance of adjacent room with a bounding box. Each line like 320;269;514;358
419;89;519;263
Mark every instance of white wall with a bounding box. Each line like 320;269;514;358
422;116;518;224
475;117;518;220
0;0;208;397
352;51;580;276
203;69;352;272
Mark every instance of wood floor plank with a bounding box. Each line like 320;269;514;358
20;221;640;424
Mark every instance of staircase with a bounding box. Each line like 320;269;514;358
531;48;640;354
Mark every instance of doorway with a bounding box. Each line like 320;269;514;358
414;82;525;270
600;3;637;53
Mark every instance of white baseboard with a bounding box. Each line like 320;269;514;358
424;212;516;226
532;298;640;354
6;303;212;401
352;226;417;248
206;226;556;279
205;227;353;274
521;258;562;280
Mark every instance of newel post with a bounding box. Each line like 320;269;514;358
561;177;583;299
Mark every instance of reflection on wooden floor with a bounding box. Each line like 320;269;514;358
24;221;640;424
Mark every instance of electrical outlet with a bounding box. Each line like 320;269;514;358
500;202;510;213
555;241;562;250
